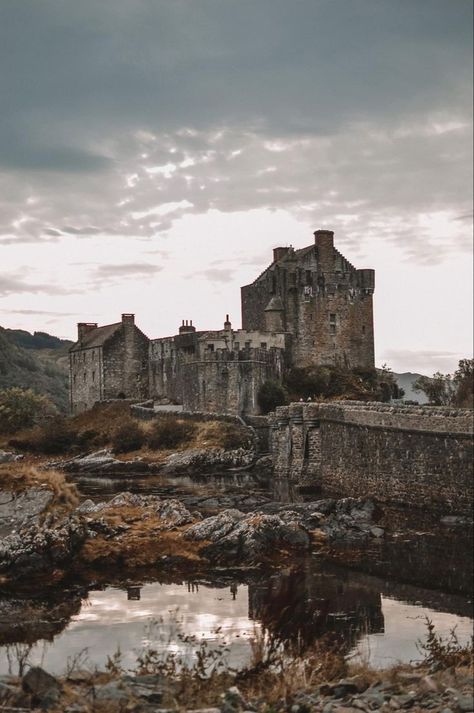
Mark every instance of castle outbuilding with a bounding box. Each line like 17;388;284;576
69;230;375;415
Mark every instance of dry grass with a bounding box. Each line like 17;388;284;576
79;506;205;568
7;401;251;458
0;462;78;507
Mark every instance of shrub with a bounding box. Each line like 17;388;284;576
0;387;56;434
9;415;76;454
147;417;195;450
257;380;288;414
219;422;252;450
111;419;145;453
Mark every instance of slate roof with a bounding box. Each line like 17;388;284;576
69;322;122;352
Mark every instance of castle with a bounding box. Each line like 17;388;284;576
69;229;375;415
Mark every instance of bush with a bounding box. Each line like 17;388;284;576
0;387;56;434
9;415;76;454
219;422;251;450
257;380;288;414
147;417;195;450
111;419;145;453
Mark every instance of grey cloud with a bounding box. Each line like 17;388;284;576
95;263;163;277
0;1;471;264
381;348;466;375
0;275;71;297
0;308;75;316
190;268;235;283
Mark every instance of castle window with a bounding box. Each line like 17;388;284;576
329;314;337;334
362;325;366;335
92;371;96;382
73;375;76;385
260;342;267;349
83;372;86;382
306;270;312;285
233;342;239;351
245;341;251;349
207;343;214;351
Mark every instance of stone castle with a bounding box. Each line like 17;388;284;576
69;229;375;415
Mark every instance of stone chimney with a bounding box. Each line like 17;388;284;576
121;313;135;326
179;319;196;334
224;314;232;331
273;247;290;263
77;322;97;341
314;229;335;273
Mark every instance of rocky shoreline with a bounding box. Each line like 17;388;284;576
0;659;472;712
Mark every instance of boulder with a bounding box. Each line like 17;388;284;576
0;450;23;463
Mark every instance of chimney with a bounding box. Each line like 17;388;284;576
122;313;135;326
314;229;335;273
224;314;232;330
77;322;97;341
273;247;290;263
179;319;196;334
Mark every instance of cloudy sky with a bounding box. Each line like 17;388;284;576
0;0;472;374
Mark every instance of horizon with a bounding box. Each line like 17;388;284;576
1;1;472;376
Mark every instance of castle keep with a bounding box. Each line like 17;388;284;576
70;230;375;415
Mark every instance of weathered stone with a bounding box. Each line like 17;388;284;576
22;666;61;707
0;450;23;463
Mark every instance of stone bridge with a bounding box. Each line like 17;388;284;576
269;401;473;515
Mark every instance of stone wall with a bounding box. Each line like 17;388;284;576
269;401;473;514
241;231;375;369
102;327;150;402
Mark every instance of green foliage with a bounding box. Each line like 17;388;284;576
257;380;288;414
0;387;56;434
284;364;402;403
5;328;72;351
111;419;145;453
0;326;70;412
147;417;195;450
417;617;473;670
413;359;473;407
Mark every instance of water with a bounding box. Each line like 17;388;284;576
0;474;472;676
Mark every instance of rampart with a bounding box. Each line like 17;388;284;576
269;401;473;514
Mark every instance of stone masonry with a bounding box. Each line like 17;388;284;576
269;401;474;514
70;229;375;415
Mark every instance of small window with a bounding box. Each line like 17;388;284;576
83;352;86;362
329;314;337;335
207;343;214;352
260;342;267;349
83;372;86;382
233;342;239;351
362;325;366;334
245;341;251;349
306;270;312;285
92;370;96;382
73;375;76;385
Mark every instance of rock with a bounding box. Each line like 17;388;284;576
0;449;23;463
50;449;158;475
22;666;61;707
92;680;130;702
162;447;254;475
370;526;385;538
0;487;54;536
0;515;88;577
220;685;249;712
186;508;310;563
456;695;474;712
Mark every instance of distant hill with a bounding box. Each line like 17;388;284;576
0;327;73;412
394;372;428;404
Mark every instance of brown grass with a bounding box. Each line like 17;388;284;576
79;506;205;568
0;462;78;507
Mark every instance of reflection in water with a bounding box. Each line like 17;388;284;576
1;564;472;675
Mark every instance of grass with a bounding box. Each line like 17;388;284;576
0;462;78;509
6;402;252;458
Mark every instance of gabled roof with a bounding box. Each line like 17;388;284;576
69;322;121;352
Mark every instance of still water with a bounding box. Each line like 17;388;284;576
0;474;472;675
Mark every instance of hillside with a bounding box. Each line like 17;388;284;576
394;372;428;404
0;327;72;412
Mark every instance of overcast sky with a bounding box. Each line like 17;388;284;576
0;0;472;374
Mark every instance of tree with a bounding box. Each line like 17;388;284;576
453;358;474;408
257;380;288;414
0;387;57;434
413;372;456;406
